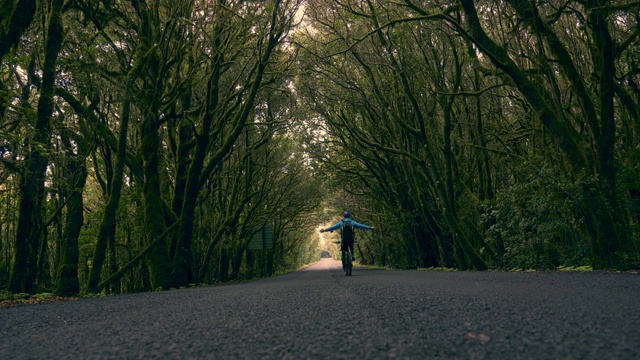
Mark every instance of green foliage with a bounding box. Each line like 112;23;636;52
0;258;7;289
418;267;457;272
4;292;30;300
33;292;54;300
618;157;640;242
482;160;589;270
557;265;593;272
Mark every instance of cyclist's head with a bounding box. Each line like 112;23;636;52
343;211;351;218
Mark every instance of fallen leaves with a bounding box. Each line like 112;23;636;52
0;294;80;308
467;331;491;344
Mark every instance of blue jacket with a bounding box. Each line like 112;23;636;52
323;218;373;232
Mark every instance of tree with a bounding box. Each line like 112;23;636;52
9;0;65;294
296;0;639;270
453;0;639;268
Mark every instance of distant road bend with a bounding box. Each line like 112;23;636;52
1;258;639;359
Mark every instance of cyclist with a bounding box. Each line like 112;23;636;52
319;211;374;261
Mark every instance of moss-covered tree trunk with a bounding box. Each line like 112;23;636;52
586;6;632;268
56;160;87;296
140;114;173;290
130;0;174;291
173;2;291;287
0;0;36;118
87;80;134;293
9;0;63;294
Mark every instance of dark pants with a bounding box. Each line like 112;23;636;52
341;240;354;255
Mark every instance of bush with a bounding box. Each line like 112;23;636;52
482;161;588;270
0;260;8;289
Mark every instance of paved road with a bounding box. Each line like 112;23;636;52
1;258;639;359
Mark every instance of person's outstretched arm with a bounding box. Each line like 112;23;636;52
352;220;374;230
320;221;343;233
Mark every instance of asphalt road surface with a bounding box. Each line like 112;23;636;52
1;258;639;359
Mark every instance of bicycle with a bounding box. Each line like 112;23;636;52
342;247;353;276
334;240;353;276
320;214;374;276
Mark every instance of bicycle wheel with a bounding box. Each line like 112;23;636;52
346;252;352;276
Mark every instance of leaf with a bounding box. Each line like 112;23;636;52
467;332;490;345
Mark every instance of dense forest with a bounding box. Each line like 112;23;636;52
1;0;638;296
